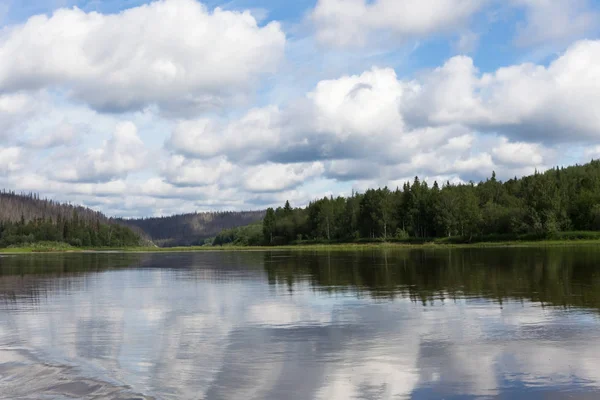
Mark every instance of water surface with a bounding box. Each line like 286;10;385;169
1;247;600;399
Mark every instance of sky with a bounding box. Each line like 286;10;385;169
0;0;599;217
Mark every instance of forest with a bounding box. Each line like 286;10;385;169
0;191;142;248
215;160;600;246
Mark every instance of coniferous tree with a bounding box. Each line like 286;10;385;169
224;160;600;246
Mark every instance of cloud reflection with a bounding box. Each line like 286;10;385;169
0;250;600;399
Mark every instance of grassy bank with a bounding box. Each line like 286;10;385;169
2;238;600;254
0;241;79;253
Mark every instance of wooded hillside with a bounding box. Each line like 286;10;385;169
119;211;265;247
0;191;142;248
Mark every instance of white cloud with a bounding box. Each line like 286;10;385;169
311;0;485;47
244;162;325;193
443;134;475;152
453;153;495;173
20;121;79;148
310;67;408;139
0;93;38;139
584;146;600;160
402;56;486;126
512;0;599;47
0;0;286;114
162;155;235;187
51;121;147;183
492;137;545;166
0;147;23;174
405;146;495;178
403;40;600;141
0;93;33;117
166;106;283;163
167;67;418;166
164;53;575;196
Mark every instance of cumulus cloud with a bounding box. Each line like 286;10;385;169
403;40;600;141
167;68;417;167
310;68;408;139
166;50;572;189
0;93;38;139
512;0;599;47
311;0;485;47
166;106;283;163
491;137;546;167
20;121;79;148
0;0;285;114
243;162;325;193
51;121;146;183
0;147;23;174
162;155;235;187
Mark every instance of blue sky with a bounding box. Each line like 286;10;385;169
0;0;599;216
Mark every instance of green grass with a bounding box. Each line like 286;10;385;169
90;240;600;252
2;233;600;253
84;239;600;252
0;241;78;253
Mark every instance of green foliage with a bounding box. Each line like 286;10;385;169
263;208;277;244
0;191;142;248
394;228;409;240
244;161;600;246
213;224;264;246
6;241;76;252
0;217;141;248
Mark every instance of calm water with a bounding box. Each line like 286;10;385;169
1;248;600;399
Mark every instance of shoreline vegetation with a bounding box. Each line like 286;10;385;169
2;234;600;254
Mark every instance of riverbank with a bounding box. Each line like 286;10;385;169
2;239;600;254
120;239;600;251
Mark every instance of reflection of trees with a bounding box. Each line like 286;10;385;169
4;248;600;311
0;252;267;303
263;247;600;310
0;253;148;302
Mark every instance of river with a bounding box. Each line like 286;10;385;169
1;247;600;399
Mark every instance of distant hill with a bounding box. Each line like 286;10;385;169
0;190;146;247
118;211;265;247
0;191;108;224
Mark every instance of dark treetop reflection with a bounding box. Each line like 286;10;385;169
1;248;600;399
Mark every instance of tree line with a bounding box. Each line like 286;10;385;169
0;191;141;248
212;223;263;246
243;161;600;246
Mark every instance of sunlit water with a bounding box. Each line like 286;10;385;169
1;248;600;399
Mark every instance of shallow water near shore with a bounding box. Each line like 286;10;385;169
1;247;600;399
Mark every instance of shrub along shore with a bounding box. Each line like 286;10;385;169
2;233;600;253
